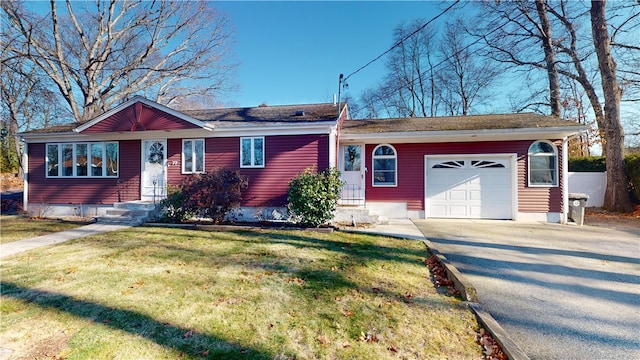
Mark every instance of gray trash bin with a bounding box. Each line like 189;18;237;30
568;193;589;226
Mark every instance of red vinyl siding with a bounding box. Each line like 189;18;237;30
518;140;563;213
82;103;200;133
27;141;141;205
167;134;329;207
365;140;563;213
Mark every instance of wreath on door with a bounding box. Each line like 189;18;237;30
147;142;164;164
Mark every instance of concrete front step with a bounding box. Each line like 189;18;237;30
114;201;157;211
105;208;149;217
97;215;145;226
96;201;158;225
333;206;384;226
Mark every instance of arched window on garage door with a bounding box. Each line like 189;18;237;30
528;140;558;187
372;144;397;186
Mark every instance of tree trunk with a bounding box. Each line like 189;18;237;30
535;0;562;117
590;0;634;212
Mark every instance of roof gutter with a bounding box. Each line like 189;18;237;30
340;126;587;143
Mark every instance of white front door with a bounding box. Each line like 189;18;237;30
339;144;365;205
141;139;167;202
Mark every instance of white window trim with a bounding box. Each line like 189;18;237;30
240;136;265;168
527;140;558;187
46;142;119;178
181;139;205;174
371;144;397;187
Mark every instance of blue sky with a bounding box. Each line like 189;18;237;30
214;1;451;108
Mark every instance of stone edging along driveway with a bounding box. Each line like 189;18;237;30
423;238;531;360
413;219;640;360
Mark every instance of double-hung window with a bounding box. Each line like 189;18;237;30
46;142;118;178
240;137;264;168
182;139;205;174
528;140;558;186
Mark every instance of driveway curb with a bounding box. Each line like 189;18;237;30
422;239;531;360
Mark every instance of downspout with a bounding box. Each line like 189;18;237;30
22;141;28;213
561;131;585;224
328;126;337;168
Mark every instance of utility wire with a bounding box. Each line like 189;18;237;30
342;0;461;83
389;10;527;102
349;9;529;114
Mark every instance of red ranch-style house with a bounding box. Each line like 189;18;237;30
19;96;585;224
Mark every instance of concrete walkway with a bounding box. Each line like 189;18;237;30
1;223;131;259
342;219;428;240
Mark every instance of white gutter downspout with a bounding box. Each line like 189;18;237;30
22;141;28;213
328;125;337;168
562;131;585;224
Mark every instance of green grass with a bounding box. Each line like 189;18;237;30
0;226;482;359
0;215;90;244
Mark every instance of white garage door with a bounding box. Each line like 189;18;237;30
426;156;513;219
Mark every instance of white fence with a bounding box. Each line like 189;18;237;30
567;172;606;207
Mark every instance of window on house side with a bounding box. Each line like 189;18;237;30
528;140;558;186
45;142;118;178
47;144;59;177
372;144;397;186
240;137;265;168
182;139;205;174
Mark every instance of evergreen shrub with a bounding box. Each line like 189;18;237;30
288;167;343;228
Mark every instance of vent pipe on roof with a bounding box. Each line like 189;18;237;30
295;110;305;116
337;74;344;118
333;94;337;106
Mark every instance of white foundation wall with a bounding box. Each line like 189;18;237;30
25;203;111;219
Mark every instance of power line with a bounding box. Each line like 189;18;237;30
342;0;461;84
350;9;530;117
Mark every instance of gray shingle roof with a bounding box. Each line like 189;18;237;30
341;113;581;133
183;103;342;123
21;102;343;135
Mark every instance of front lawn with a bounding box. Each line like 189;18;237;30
0;215;90;244
0;226;481;359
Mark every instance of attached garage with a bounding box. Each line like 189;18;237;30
339;113;586;223
425;155;516;219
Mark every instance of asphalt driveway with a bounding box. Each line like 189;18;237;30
413;219;640;360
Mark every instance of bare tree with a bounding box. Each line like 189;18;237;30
473;1;607;136
561;77;599;157
1;0;236;122
534;0;562;116
437;19;500;116
383;20;439;118
357;17;500;118
590;0;634;212
1;30;73;176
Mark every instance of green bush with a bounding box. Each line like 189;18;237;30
568;156;606;172
158;185;192;223
625;154;640;202
180;168;248;224
288;167;343;228
0;136;20;173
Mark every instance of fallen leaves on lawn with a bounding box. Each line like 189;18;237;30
286;277;306;285
424;254;460;297
477;328;508;360
425;251;507;360
317;335;330;345
122;279;145;296
357;330;379;343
